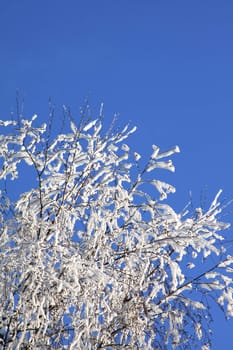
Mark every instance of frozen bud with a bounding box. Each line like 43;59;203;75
187;262;195;269
121;144;130;152
192;251;198;259
134;152;141;161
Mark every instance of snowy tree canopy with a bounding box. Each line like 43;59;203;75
0;110;232;349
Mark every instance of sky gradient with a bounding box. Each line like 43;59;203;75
0;1;233;348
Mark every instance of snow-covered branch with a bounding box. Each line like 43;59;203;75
0;112;232;349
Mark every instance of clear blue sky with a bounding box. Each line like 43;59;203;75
0;1;233;348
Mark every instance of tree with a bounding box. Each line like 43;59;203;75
0;107;232;350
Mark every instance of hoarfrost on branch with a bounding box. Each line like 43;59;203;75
0;111;232;349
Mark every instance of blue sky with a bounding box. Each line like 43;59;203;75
0;0;233;348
